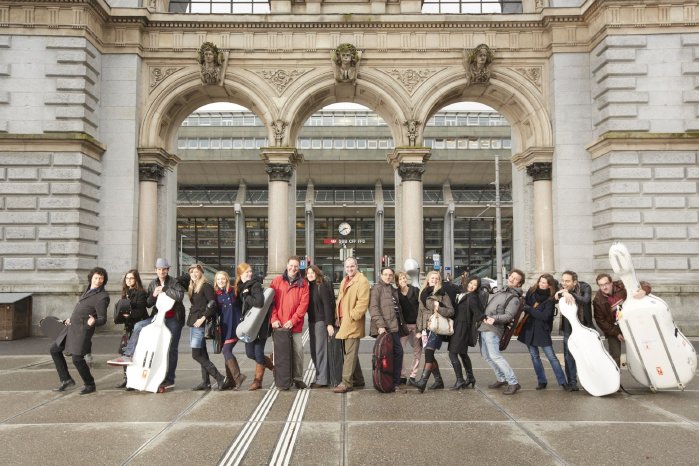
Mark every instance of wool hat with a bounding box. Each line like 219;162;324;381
155;258;171;269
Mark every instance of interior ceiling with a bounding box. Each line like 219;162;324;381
178;159;513;188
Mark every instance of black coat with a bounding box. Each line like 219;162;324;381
397;285;419;324
56;287;109;356
448;289;486;353
238;279;268;340
186;282;217;327
517;288;555;348
307;280;335;324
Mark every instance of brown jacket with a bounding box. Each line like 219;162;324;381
416;288;454;333
335;272;370;340
593;280;651;338
369;280;399;336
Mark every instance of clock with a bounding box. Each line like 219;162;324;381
338;222;351;236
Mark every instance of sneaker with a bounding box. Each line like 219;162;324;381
107;356;133;366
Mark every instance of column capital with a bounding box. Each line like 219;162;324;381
260;148;303;183
526;162;552;181
387;148;430;181
397;162;426;182
139;163;165;182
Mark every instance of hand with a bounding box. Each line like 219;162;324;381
153;285;163;297
485;316;495;325
433;301;439;312
194;316;206;328
283;320;293;329
272;321;281;329
378;327;386;335
617;334;625;342
563;291;575;305
327;325;335;337
64;318;71;326
87;315;96;327
632;288;647;299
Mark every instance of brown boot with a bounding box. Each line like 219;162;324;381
264;355;274;372
223;359;235;389
248;364;265;391
226;358;247;390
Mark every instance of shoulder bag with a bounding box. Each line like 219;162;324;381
204;313;223;354
428;311;454;336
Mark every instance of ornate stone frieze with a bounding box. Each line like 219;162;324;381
514;67;542;89
379;68;440;95
404;120;421;147
150;67;184;91
139;163;165;182
265;163;294;182
526;162;552;181
255;69;310;95
398;162;426;182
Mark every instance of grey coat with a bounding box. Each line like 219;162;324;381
477;287;522;337
55;287;109;356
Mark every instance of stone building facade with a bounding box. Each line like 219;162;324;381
0;0;697;333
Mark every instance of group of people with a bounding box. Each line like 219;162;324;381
49;256;650;397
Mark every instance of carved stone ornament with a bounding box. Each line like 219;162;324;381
139;163;165;182
404;120;421;146
272;120;287;146
514;67;542;89
255;69;309;95
464;44;494;86
198;41;224;85
332;43;361;83
526;162;552;181
398;162;426;182
380;68;439;95
265;163;294;182
150;67;184;91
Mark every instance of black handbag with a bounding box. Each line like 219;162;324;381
204;313;223;354
113;298;131;325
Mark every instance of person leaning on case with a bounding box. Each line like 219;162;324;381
50;267;110;395
114;269;148;389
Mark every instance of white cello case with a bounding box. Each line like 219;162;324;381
609;242;697;391
236;288;275;343
559;297;620;396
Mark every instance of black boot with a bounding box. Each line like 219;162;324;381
203;361;227;391
192;366;211;391
451;358;466;390
415;363;433;394
430;363;445;390
465;371;476;389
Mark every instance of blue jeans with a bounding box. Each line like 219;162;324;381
189;326;205;348
479;331;517;385
124;315;182;384
246;337;267;365
563;331;577;386
528;345;567;386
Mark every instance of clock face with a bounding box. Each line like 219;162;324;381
338;222;351;236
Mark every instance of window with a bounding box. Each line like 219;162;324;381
323;138;332;149
170;0;271;14
255;138;266;148
323;115;334;126
243;115;256;126
445;114;457;126
356;115;368;126
199;116;210;126
503;139;512;149
311;138;322;149
309;115;322;126
480;139;490;149
210;138;221;149
368;139;378;149
188;139;198;149
491;139;502;149
434;139;445;149
467;115;479;126
434;115;445;126
210;116;221;126
346;138;356;149
422;0;522;14
457;138;467;149
178;138;187;149
299;138;311;149
244;138;254;149
424;138;434;148
334;139;344;149
446;138;457;149
222;138;232;149
468;139;479;149
378;139;389;149
356;139;367;149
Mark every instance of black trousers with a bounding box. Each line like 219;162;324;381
50;343;94;386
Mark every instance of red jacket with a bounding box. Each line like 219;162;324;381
270;272;309;333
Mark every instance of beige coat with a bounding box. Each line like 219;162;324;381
335;272;370;340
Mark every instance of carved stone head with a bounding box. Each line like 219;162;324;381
464;44;494;85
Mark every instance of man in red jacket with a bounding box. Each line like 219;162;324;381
271;256;310;389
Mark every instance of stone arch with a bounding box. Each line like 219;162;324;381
139;68;277;153
281;69;411;148
414;65;553;155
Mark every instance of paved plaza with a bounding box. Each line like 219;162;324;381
0;332;697;466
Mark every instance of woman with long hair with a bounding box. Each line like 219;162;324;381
395;271;421;386
114;269;149;389
214;270;245;390
517;273;568;390
415;271;454;393
449;276;487;389
186;264;229;390
305;265;335;388
238;263;272;390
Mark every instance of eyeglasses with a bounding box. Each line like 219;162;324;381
125;276;136;280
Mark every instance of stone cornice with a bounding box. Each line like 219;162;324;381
137;146;180;168
511;146;553;170
0;133;105;160
586;132;699;159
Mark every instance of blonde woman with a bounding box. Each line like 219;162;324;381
186;264;229;391
214;271;246;389
415;271;454;393
236;263;271;390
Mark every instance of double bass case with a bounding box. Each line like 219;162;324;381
272;327;294;390
609;243;697;391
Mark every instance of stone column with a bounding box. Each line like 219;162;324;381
526;162;555;274
137;163;164;274
261;149;302;282
388;148;430;273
